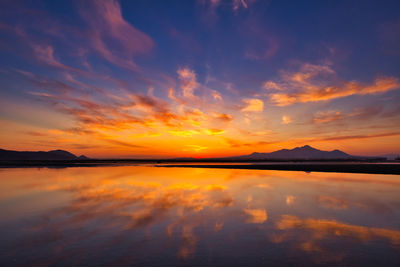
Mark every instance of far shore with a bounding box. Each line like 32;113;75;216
0;159;399;175
157;163;400;175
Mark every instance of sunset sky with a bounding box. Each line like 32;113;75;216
0;0;399;158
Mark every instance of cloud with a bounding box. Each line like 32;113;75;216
241;98;264;112
79;0;154;70
223;137;275;148
312;110;343;124
233;0;248;10
286;195;296;206
31;44;88;74
177;225;198;259
211;90;222;100
167;88;186;105
24;131;49;137
317;196;348;210
32;44;63;67
17;172;236;260
282;115;292;124
105;139;145;148
204;129;225;135
202;0;250;13
263;81;281;90
265;63;400;106
169;130;201;137
213;113;233;122
318;131;400;142
185;145;208;152
276;215;400;245
348;106;383;120
177;68;199;98
243;208;267;223
309;105;397;125
239;130;271;137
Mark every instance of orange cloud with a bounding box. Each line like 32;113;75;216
282;115;293;124
266;63;399;106
213;113;233;122
286;195;296;206
185;145;208;152
204;129;225;135
169;130;201;137
244;208;268;223
241;98;264;112
276;215;400;245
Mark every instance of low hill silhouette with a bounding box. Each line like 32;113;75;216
0;149;88;161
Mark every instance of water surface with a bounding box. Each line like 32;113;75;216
1;166;399;266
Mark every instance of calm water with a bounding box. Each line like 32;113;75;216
0;166;400;266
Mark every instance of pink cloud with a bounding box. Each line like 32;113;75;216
79;0;154;70
31;44;88;74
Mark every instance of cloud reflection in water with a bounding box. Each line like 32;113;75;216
0;166;399;265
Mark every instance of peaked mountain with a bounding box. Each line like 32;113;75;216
228;145;355;160
0;149;88;161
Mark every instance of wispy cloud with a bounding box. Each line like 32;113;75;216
276;214;400;245
318;131;400;141
31;44;88;75
105;139;145;148
312;110;343;124
265;63;400;106
79;0;154;71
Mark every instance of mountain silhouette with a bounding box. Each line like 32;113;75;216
226;145;355;160
0;149;88;161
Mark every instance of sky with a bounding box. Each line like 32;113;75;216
0;0;399;158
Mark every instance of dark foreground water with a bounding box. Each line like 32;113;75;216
0;166;399;266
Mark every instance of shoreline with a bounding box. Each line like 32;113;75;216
157;163;400;175
0;160;399;175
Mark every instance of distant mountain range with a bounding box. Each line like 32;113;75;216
0;145;393;161
218;145;383;161
0;149;88;161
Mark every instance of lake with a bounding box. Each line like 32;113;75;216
1;166;400;266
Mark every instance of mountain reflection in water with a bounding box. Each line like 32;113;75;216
0;166;399;266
